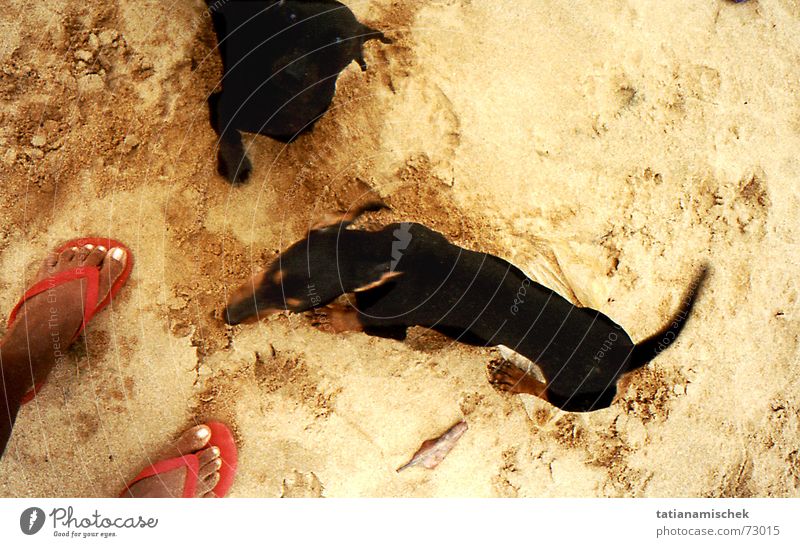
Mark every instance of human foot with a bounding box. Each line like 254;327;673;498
123;422;237;498
123;425;223;498
0;243;128;400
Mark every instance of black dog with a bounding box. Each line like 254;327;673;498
207;0;390;183
225;205;706;412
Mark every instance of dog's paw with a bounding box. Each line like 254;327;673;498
306;305;363;334
487;359;527;394
218;152;252;185
306;307;336;333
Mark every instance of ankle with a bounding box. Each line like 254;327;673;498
0;346;34;400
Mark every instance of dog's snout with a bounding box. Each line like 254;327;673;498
224;270;285;325
225;272;265;325
224;302;246;325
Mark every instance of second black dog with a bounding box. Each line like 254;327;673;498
208;0;390;183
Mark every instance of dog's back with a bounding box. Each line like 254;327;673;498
352;224;704;412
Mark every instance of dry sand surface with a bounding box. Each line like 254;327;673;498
1;0;799;497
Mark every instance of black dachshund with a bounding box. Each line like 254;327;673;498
225;204;706;412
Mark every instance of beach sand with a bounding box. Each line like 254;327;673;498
1;0;799;496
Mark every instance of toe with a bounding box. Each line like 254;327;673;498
96;247;127;303
34;251;61;282
74;244;93;263
43;250;59;269
109;247;126;270
197;472;220;497
202;491;217;499
58;247;77;264
83;245;106;268
198;455;222;479
197;446;220;468
104;247;127;272
173;425;211;457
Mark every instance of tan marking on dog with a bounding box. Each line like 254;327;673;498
353;270;403;292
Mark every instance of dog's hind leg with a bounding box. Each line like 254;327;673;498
488;359;548;399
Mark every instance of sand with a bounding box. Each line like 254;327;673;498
1;0;799;497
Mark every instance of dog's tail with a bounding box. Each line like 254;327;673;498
626;266;708;372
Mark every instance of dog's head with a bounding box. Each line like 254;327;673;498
224;202;402;325
224;237;334;325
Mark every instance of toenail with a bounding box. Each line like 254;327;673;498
71;246;78;251
211;446;220;457
84;244;94;250
97;246;106;252
214;459;222;470
111;248;125;261
195;426;210;439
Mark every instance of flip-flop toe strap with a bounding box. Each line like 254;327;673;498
124;455;201;498
7;267;101;343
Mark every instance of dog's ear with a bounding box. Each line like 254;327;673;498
309;201;389;233
353;270;403;292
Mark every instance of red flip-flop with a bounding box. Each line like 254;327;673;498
122;422;238;498
6;237;133;404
